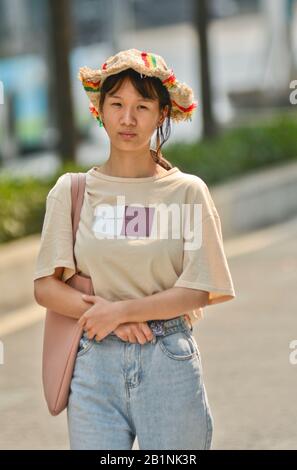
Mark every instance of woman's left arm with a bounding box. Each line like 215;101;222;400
117;287;208;324
79;287;208;341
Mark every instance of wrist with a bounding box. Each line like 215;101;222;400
116;299;131;324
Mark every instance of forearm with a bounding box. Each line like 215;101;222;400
118;287;209;324
34;278;92;320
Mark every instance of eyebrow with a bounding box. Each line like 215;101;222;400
107;93;154;102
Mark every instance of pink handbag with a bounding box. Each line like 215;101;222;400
42;172;95;416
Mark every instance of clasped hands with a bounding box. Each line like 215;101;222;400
78;294;154;343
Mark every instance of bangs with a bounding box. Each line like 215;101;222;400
100;68;164;104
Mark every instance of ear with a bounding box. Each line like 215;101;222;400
160;105;169;124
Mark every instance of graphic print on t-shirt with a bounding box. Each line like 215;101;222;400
91;195;203;250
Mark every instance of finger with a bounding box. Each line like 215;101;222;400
135;330;148;344
86;329;95;340
78;316;85;327
113;327;129;342
141;323;154;341
82;294;95;302
81;320;90;334
131;324;148;344
128;333;138;343
114;333;128;342
128;325;144;344
80;315;88;326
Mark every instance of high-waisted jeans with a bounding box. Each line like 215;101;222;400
67;315;214;450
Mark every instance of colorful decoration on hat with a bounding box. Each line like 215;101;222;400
171;100;198;121
162;71;177;90
82;78;101;93
89;103;104;127
78;48;198;126
141;51;157;69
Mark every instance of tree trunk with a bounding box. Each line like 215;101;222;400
48;0;77;164
194;0;217;139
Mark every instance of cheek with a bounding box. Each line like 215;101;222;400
140;117;159;133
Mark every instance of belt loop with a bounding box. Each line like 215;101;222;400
184;314;193;332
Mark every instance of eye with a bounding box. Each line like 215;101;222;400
111;103;148;109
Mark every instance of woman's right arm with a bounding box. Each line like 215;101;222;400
34;267;154;343
34;267;91;320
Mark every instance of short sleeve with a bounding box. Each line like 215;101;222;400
174;180;236;306
33;173;76;283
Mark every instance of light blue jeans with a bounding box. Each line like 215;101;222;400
67;316;214;450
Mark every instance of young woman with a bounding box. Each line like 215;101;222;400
33;49;235;450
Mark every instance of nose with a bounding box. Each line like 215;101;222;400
120;107;136;126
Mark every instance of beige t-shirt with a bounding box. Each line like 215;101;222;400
33;165;236;325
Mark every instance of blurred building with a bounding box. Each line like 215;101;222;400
0;0;290;162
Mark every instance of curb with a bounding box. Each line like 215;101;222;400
211;160;297;239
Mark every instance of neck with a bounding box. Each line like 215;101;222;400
98;149;166;178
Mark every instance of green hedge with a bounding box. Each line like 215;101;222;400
0;161;88;244
165;115;297;184
1;115;297;244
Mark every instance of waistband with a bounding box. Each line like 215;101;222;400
146;315;193;336
82;315;193;343
111;315;192;339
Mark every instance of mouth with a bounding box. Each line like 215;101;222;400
118;132;137;139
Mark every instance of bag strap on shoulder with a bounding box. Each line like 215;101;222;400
70;172;86;272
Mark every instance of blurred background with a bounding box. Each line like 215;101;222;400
0;0;297;450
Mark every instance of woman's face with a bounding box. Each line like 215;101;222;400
101;77;167;151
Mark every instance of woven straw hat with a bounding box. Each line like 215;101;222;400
78;48;198;127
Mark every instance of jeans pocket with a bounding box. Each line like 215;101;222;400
158;330;198;361
76;334;95;358
189;333;202;362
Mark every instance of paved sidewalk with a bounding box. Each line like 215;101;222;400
0;218;297;449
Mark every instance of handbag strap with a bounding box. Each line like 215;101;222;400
70;172;86;272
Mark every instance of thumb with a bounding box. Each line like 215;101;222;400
82;294;95;302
